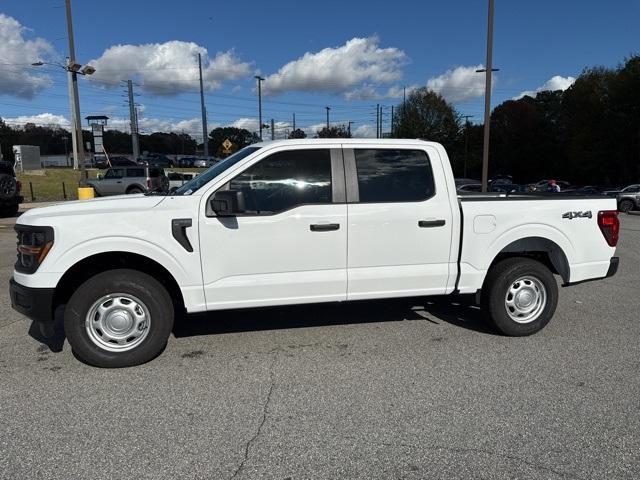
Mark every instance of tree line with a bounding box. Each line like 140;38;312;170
1;55;638;186
393;55;640;186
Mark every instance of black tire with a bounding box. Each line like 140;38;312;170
64;269;174;367
618;199;634;213
481;257;558;336
0;203;19;218
0;173;17;200
127;186;144;194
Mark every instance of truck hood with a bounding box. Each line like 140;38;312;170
17;194;167;225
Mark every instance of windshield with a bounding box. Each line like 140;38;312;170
173;146;261;195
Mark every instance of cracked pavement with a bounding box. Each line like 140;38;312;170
0;214;639;479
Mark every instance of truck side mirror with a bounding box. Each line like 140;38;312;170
210;190;245;216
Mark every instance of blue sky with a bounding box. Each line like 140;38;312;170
0;0;638;140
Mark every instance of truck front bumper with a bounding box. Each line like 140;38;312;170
9;277;55;323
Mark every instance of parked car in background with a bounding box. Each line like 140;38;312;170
531;180;571;192
457;183;482;193
194;156;220;168
139;153;174;168
457;182;523;194
167;171;197;190
616;184;640;212
564;185;602;195
176;156;198;168
0;160;23;217
454;178;480;188
86;166;169;196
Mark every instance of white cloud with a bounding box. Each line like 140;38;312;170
344;83;419;101
513;75;576;100
230;117;259;132
353;124;376;138
0;14;53;98
263;37;407;95
88;41;252;95
426;65;489;103
2;113;70;128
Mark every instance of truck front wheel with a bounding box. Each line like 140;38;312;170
481;258;558;336
64;269;174;367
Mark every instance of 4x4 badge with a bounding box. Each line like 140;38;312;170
562;211;592;220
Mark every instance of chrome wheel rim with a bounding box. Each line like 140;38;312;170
85;293;151;352
505;276;547;324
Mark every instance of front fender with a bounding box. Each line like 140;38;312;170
14;236;192;290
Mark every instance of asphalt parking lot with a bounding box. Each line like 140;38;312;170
0;212;639;480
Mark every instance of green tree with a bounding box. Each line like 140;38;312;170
288;128;307;139
208;127;260;157
392;88;461;171
316;125;351;138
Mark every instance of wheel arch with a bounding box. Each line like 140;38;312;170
126;183;146;193
53;251;185;314
488;236;570;283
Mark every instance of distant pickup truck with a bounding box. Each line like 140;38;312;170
10;139;620;367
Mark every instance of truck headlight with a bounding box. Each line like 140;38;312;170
15;225;54;274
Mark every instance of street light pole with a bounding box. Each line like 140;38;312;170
64;0;86;183
255;76;264;140
479;0;495;193
198;53;209;157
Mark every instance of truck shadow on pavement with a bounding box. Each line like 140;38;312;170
172;295;494;338
29;295;494;353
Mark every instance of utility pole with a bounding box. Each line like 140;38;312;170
325;107;330;129
65;0;85;182
376;104;380;139
255;75;264;140
292;113;296;132
347;121;354;137
390;105;394;136
478;0;496;192
198;53;209;157
127;80;140;160
462;115;473;178
271;118;275;140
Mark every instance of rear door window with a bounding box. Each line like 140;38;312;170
353;149;435;202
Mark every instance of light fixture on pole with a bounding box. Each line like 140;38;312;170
31;57;96;182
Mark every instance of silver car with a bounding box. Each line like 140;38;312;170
87;166;169;196
193;156;220;168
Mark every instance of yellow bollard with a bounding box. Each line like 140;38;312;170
77;187;95;200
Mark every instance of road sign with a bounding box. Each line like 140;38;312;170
222;138;233;154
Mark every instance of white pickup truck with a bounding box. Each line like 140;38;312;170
10;139;620;367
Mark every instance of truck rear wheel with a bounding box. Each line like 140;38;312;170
64;269;174;367
481;257;558;336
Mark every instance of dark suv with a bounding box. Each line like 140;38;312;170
0;160;23;217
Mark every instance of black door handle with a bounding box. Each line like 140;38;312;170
310;223;340;232
418;220;446;228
